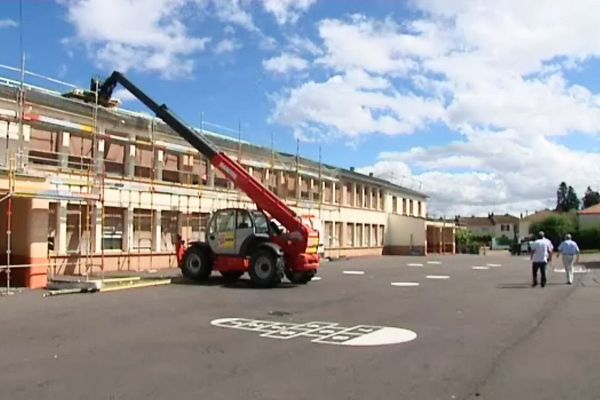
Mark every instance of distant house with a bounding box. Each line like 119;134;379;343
459;213;519;238
578;204;600;228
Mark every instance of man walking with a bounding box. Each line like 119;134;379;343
530;231;553;287
556;233;580;285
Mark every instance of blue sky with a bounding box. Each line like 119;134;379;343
2;0;600;216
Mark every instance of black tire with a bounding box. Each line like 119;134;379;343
249;249;283;288
285;269;315;284
220;271;244;282
181;246;212;281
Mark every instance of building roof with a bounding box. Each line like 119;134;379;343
0;75;428;199
579;203;600;215
522;209;561;222
492;214;520;223
460;217;494;227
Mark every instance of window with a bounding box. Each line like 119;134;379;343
252;212;269;234
402;198;407;215
66;204;91;254
163;151;180;183
300;177;310;200
324;221;333;248
335;184;341;204
190;212;209;241
379;225;385;246
378;191;384;210
68;134;93;170
214;166;230;188
365;225;371;246
103;207;124;250
135;146;153;179
334;222;342;248
237;210;253;229
324;182;333;202
418;201;422;217
104;140;125;175
48;202;57;251
344;184;351;206
501;224;511;232
133;209;152;250
392;196;398;213
409;199;414;216
373;224;379;246
161;211;179;252
29;127;59;166
346;223;354;247
356;224;363;247
211;210;236;233
370;190;376;209
285;173;296;198
361;187;368;208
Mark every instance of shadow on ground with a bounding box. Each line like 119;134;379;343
171;276;301;290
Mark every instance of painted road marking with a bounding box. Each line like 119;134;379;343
427;261;442;265
407;263;424;267
486;263;502;267
426;275;450;279
211;318;417;347
472;266;490;270
391;282;420;287
553;266;587;273
311;276;322;281
343;271;365;275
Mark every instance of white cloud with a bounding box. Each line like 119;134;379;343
60;0;210;78
214;38;241;54
270;2;600;214
0;19;18;29
263;53;309;74
261;0;316;24
112;87;137;103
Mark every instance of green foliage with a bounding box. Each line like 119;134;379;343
566;186;580;211
582;186;600;209
556;182;568;212
496;235;512;246
573;226;600;250
455;229;473;246
472;235;492;245
530;214;577;247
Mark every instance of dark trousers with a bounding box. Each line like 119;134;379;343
532;262;547;285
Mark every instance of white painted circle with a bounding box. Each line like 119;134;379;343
472;266;490;270
341;327;417;346
343;271;365;275
311;276;322;281
407;263;424;267
391;282;420;287
426;275;450;279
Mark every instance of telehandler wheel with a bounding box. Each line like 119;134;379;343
220;271;244;282
249;249;283;288
285;269;315;284
182;246;212;281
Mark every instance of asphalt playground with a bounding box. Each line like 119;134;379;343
1;254;599;400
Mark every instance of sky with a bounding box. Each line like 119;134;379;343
2;0;600;217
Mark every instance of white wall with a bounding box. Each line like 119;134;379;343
384;214;426;247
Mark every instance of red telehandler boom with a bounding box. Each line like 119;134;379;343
93;71;320;287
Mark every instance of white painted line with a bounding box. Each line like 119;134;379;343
341;327;417;346
427;261;442;265
426;275;450;279
553;267;587;274
311;276;322;281
391;282;420;287
521;257;530;261
486;263;502;267
343;271;365;275
407;263;424;267
472;266;490;270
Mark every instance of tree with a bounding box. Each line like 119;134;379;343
530;214;577;247
582;186;600;209
556;182;568;211
565;185;580;211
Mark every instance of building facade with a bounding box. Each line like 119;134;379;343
0;77;453;286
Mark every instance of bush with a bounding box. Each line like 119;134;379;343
455;229;473;246
496;235;512;246
530;214;577;248
573;226;600;250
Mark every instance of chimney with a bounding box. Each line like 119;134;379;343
349;166;355;172
369;172;373;177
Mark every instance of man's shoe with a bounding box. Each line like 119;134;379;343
541;283;546;287
532;282;537;287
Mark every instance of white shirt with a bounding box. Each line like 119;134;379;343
531;238;553;263
558;239;580;256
